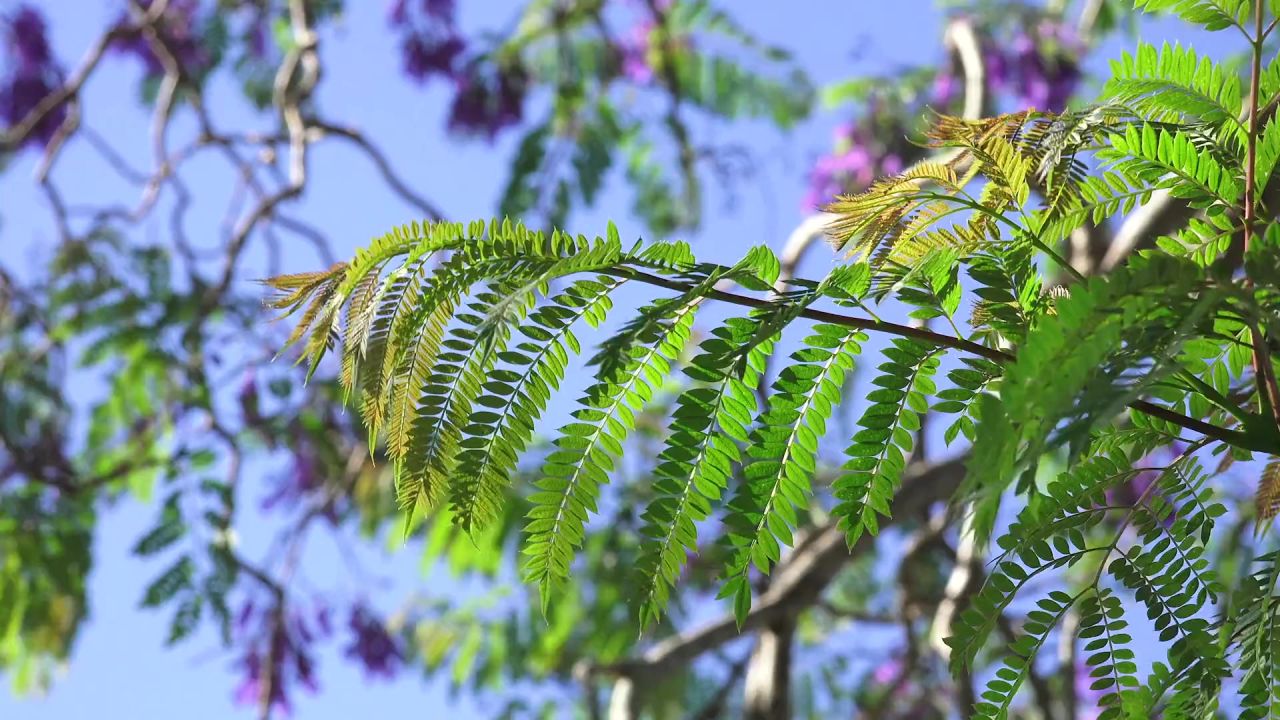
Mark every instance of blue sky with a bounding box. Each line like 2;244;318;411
0;1;1242;718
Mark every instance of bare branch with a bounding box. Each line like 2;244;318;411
314;121;445;221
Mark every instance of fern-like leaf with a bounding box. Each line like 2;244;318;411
523;294;703;611
718;322;866;623
832;338;939;545
634;315;770;628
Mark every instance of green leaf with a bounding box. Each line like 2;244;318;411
141;555;194;608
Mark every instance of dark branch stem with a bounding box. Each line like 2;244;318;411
605;267;1245;447
1243;1;1280;430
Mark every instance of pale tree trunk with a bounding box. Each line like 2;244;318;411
742;618;794;720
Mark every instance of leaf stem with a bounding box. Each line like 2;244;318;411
1243;0;1280;431
606;266;1252;449
918;191;1086;282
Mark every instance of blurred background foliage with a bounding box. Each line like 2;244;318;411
0;1;1257;718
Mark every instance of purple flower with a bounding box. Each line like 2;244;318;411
391;0;464;83
996;20;1082;111
932;69;958;107
982;43;1009;90
402;32;465;81
447;62;527;140
420;0;456;21
232;622;319;717
234;650;294;715
111;0;215;80
1;5;66;150
390;0;456;24
803;141;880;210
343;605;403;680
246;21;269;60
1106;470;1159;507
236;600;257;634
389;0;409;25
314;604;333;637
0;73;65;147
8;6;52;71
871;658;902;684
238;368;262;426
1104;458;1177;528
618;21;656;84
880;153;903;176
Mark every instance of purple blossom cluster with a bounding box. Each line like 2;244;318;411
802;103;908;211
259;413;347;524
111;0;217;81
390;0;465;82
238;368;263;428
446;62;528;140
343;604;404;680
232;602;329;716
389;0;527;139
617;20;657;85
611;1;690;87
985;18;1083;112
261;444;323;511
1104;468;1160;508
230;599;403;712
0;4;66;150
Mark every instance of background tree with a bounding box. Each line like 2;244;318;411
1;2;1273;720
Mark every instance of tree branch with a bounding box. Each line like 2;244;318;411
606;265;1247;447
585;457;967;685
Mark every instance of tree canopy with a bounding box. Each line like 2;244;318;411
3;1;1280;719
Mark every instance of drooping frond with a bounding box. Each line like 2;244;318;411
972;588;1087;719
952;452;1228;717
1233;552;1280;720
266;26;1280;654
634;314;771;629
831;338;939;545
718;320;866;622
524;292;703;611
451;276;625;531
946;449;1148;673
1078;588;1142;720
236;5;1280;711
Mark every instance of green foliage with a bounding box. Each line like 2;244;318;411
0;489;92;691
1134;0;1252;31
1234;553;1280;720
831;338;938;545
1104;41;1245;146
964;253;1228;540
720;320;865;623
1078;589;1142;720
636;314;770;628
266;2;1280;716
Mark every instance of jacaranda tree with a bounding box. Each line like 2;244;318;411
4;0;1280;719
